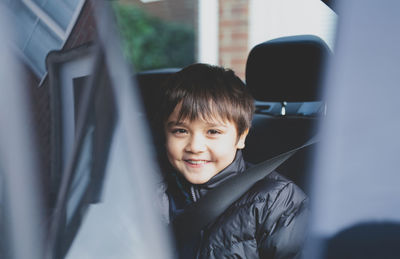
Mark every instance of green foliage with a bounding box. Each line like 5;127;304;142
113;3;195;71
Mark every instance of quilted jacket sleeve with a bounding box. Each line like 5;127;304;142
257;181;309;259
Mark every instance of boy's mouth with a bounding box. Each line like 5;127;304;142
184;159;210;165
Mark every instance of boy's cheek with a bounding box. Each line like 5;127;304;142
165;140;183;159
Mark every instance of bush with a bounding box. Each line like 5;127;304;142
113;3;195;71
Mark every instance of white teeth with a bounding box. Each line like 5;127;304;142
186;160;207;165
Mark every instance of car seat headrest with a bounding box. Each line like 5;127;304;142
245;35;331;102
135;67;180;135
136;68;180;116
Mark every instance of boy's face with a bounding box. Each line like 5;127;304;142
165;105;248;185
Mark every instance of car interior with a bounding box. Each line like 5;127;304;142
135;34;331;193
4;1;400;258
244;34;331;192
41;28;333;259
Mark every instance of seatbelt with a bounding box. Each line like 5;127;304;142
173;135;319;240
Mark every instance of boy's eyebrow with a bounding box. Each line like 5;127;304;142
166;121;186;127
204;122;228;128
166;120;228;128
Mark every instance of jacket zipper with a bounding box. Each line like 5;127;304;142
190;185;197;202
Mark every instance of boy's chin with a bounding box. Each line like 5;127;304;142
183;173;213;185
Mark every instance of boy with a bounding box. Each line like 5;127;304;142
159;63;308;259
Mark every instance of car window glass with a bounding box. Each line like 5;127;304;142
112;0;196;72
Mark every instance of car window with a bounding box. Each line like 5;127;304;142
112;0;336;79
112;0;196;72
112;0;336;120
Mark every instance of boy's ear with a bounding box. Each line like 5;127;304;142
236;128;249;149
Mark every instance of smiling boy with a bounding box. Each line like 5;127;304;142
165;102;248;185
160;63;308;259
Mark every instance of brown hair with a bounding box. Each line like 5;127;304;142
160;63;254;136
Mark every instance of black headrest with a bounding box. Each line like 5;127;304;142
136;68;180;88
135;67;180;122
136;68;180;112
246;35;331;102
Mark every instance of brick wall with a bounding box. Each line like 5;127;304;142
62;0;97;50
218;0;249;80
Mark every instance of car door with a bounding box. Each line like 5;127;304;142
304;1;400;258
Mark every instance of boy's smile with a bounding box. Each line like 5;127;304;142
165;105;248;184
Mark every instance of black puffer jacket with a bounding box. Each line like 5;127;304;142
163;151;309;259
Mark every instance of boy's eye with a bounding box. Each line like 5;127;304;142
171;128;187;134
207;129;221;135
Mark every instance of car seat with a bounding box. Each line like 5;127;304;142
136;68;181;125
135;68;180;140
135;68;181;172
244;35;331;192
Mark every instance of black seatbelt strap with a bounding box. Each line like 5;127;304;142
173;135;319;240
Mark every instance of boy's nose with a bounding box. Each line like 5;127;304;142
185;134;206;153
